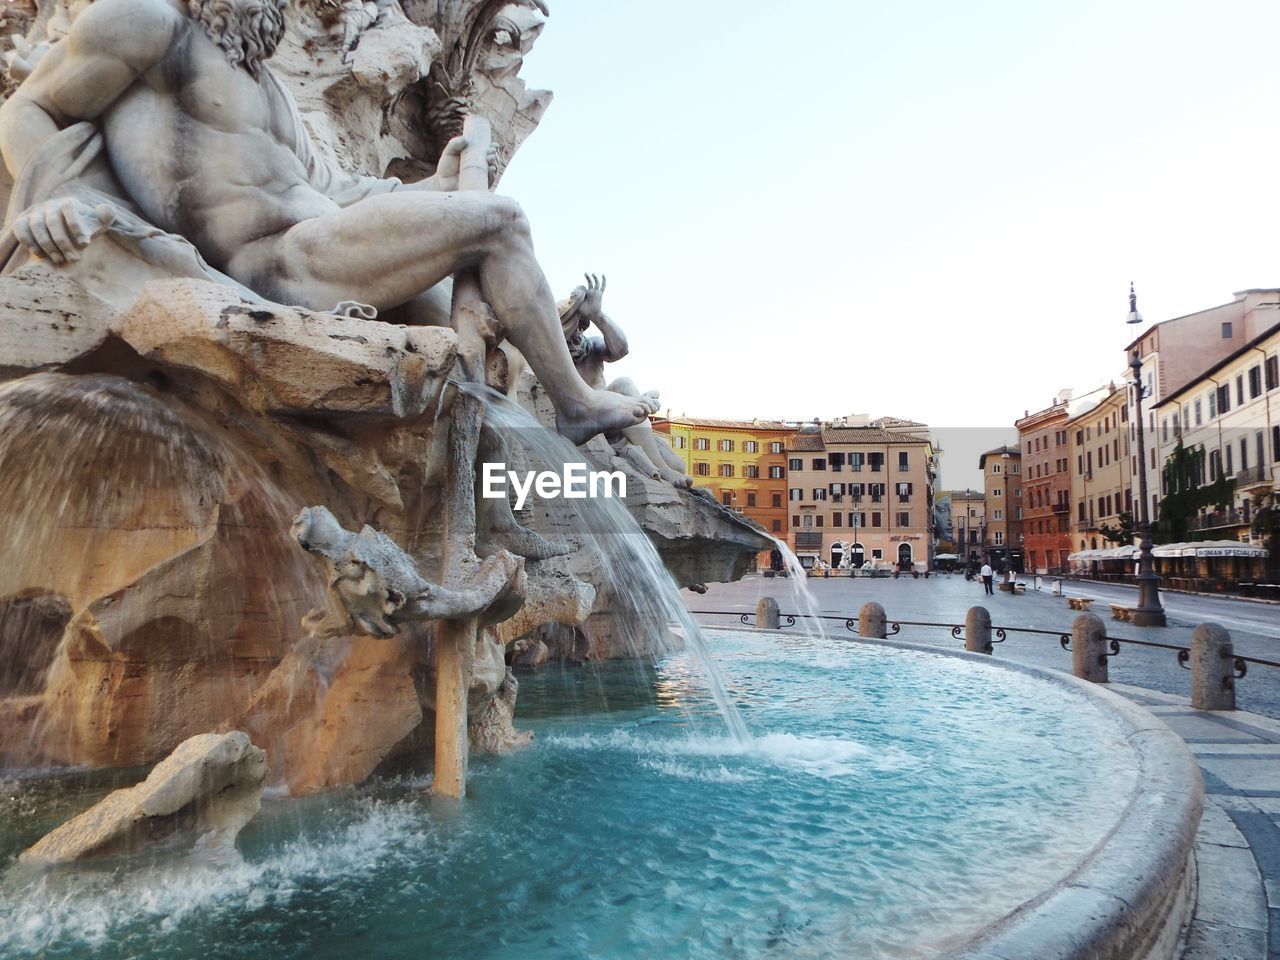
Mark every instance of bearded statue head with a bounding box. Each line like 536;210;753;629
187;0;287;78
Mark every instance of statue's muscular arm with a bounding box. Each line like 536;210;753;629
0;0;177;262
0;0;176;178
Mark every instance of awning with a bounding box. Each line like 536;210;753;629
934;553;960;561
1068;545;1140;562
1156;540;1269;559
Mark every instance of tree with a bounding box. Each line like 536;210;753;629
1154;440;1234;543
1098;511;1136;546
1252;493;1279;574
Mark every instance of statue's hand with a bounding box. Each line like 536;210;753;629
11;199;116;266
582;273;606;316
435;136;501;191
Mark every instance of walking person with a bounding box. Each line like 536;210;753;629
980;562;994;595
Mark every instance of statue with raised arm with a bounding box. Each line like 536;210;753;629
0;0;654;444
559;274;693;488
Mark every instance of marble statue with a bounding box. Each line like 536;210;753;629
291;505;524;639
0;0;654;444
559;274;693;487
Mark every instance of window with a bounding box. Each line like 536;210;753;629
1273;425;1280;462
868;483;885;502
896;511;910;528
671;435;686;449
746;492;756;508
1226;445;1234;475
694;462;709;476
849;453;864;472
870;511;883;527
1240;438;1248;472
1266;357;1279;391
869;452;884;472
1249;365;1262;399
772;493;782;508
832;513;842;527
1216;384;1230;414
829;453;846;469
694;437;710;451
898;451;909;471
792;515;799;528
718;439;734;452
812;458;826;471
896;482;913;502
718;464;734;477
770;441;784;454
803;514;813;528
721;492;732;506
993;464;1002;475
812;488;827;501
1237;375;1245;406
772;519;781;532
815;516;824;528
744;440;758;453
788;458;802;471
768;466;784;479
744;465;759;478
1222;321;1233;338
1194;399;1202;426
994;531;1004;545
789;488;803;501
994;508;1003;520
994;487;1002;498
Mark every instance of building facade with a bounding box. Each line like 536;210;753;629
786;416;937;570
1067;384;1132;555
651;417;791;550
1017;400;1073;574
1151;323;1280;544
979;446;1022;571
947;489;986;565
1124;288;1280;529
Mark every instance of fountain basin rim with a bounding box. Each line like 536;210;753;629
715;626;1202;960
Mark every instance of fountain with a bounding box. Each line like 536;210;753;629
0;3;1201;958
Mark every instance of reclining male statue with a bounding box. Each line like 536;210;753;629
0;0;654;444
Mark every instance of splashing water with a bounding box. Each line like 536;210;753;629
467;383;751;743
765;534;831;642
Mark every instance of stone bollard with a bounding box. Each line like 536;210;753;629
1071;613;1109;683
965;606;992;654
755;597;780;630
1191;623;1236;711
858;602;887;639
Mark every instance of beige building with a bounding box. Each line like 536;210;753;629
787;415;937;570
1152;323;1280;543
979;445;1022;571
1067;384;1132;554
946;489;986;565
1124;288;1280;526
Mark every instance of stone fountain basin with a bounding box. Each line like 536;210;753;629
848;634;1203;960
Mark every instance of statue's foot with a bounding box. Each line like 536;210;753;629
658;463;694;488
557;389;657;446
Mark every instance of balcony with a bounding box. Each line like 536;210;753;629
794;532;823;549
1052;503;1069;515
1237;465;1273;490
1187;506;1251;532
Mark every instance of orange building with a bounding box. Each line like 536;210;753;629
1016;400;1074;574
651;417;791;564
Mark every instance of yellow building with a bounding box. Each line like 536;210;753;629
652;417;791;565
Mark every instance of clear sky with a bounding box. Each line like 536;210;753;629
499;0;1280;488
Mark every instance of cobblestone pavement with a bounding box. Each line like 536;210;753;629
687;575;1280;959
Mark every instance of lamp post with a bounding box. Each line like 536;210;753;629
1126;283;1167;626
1001;451;1017;594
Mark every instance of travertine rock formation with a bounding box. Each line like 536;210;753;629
20;731;267;865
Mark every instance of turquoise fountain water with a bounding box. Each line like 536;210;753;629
0;628;1137;959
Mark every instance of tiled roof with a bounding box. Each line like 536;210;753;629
786;433;825;451
821;427;930;445
654;417;792;431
